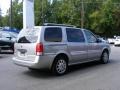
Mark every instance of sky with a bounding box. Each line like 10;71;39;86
0;0;10;16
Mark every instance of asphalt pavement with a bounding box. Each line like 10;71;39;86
0;46;120;90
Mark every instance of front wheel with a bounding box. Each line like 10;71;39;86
51;57;68;76
100;51;109;64
11;44;14;54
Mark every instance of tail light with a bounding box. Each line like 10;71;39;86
36;43;43;55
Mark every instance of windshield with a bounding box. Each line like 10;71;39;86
17;28;40;43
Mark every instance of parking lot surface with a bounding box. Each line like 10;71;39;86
0;46;120;90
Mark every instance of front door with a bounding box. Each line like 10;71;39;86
84;30;101;60
66;28;87;64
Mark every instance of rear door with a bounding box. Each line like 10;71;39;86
66;28;87;64
15;28;40;61
43;27;68;56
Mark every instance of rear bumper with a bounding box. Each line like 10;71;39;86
13;55;55;69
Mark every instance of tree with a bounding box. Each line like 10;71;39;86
89;0;116;37
11;0;23;29
1;0;120;37
35;0;50;25
2;0;23;29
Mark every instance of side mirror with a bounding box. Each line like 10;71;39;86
96;38;102;43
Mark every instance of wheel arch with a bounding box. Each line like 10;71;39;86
54;53;69;63
102;48;109;55
100;48;110;64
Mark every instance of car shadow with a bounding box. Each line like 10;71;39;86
22;60;114;79
68;61;101;73
23;69;55;79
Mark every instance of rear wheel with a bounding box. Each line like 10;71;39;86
100;51;109;64
51;56;68;75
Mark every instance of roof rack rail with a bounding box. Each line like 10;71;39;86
43;23;76;27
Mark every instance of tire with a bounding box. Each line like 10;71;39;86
11;44;14;54
11;48;14;54
100;51;109;64
51;56;68;76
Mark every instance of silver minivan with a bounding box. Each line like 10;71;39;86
13;24;110;75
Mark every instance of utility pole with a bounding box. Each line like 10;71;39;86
10;0;12;29
81;0;84;29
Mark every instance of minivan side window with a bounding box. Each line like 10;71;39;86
84;30;97;43
44;27;62;42
66;28;85;42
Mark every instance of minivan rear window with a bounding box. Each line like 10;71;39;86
17;29;39;43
